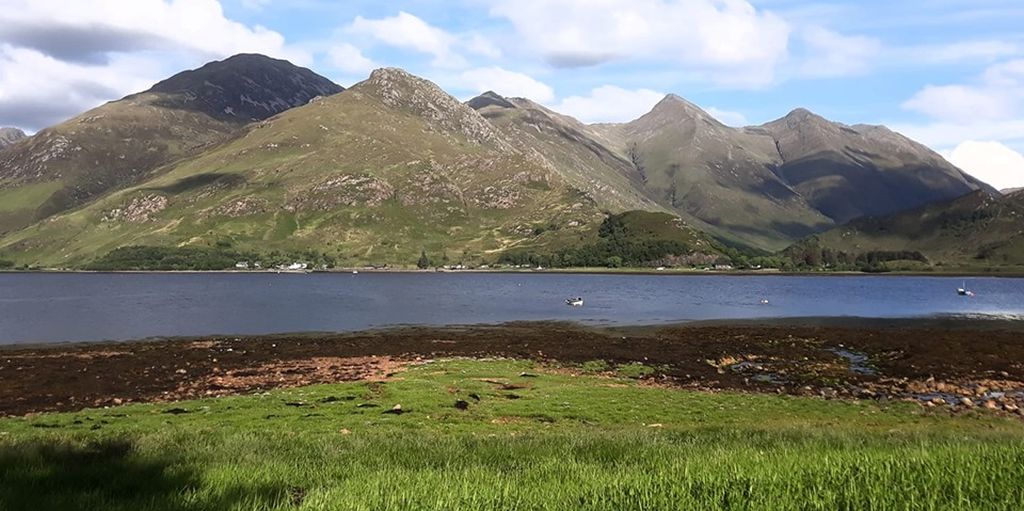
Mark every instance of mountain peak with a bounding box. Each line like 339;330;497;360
467;91;516;110
144;53;343;121
624;93;723;133
361;67;450;100
357;68;504;146
641;94;721;125
653;94;705;114
783;107;827;123
367;66;416;82
0;127;26;149
761;107;837;134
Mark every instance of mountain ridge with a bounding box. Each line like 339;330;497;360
0;57;1006;268
0;67;660;267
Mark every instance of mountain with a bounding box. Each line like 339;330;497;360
587;95;832;250
0;58;1000;269
576;99;992;251
792;190;1024;270
755;108;992;224
0;68;721;268
0;128;26;149
1003;187;1023;195
0;54;342;234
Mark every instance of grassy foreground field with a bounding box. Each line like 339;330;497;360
2;358;1023;510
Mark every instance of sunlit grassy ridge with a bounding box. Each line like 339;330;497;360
0;71;620;269
2;359;1022;510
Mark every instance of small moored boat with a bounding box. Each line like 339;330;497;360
957;281;975;297
565;297;584;307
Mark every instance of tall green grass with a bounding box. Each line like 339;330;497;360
2;359;1022;510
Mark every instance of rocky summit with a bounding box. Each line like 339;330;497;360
0;127;26;149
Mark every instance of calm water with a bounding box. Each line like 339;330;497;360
0;272;1021;344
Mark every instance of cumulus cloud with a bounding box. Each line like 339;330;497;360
489;0;790;87
903;85;1016;123
903;59;1024;123
347;11;499;69
893;119;1024;150
942;141;1024;191
0;45;160;129
897;58;1024;164
0;0;307;131
328;43;377;76
551;86;665;123
349;11;461;67
0;0;305;65
458;67;554;102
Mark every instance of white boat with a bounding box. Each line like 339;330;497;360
565;297;584;307
957;281;974;297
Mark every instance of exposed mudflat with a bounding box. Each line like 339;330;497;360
1;318;1022;417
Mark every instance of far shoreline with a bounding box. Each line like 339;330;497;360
2;267;1024;278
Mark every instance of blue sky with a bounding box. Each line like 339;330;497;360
1;0;1023;188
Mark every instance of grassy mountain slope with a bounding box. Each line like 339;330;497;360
590;95;833;251
470;92;661;213
800;190;1024;269
0;54;342;235
0;69;633;268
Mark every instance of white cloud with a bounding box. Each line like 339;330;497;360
346;12;502;70
0;0;308;131
327;43;376;76
903;59;1024;123
489;0;790;87
0;0;306;65
903;85;1014;123
898;59;1024;160
551;86;665;123
348;11;465;68
942;141;1024;191
797;27;881;78
893;119;1024;150
706;107;748;127
0;45;161;129
458;67;554;102
983;59;1024;87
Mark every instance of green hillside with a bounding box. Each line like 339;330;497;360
785;191;1024;271
0;69;637;268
